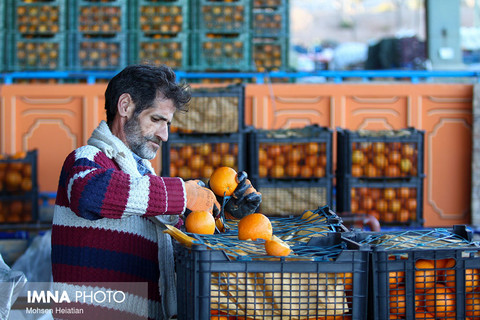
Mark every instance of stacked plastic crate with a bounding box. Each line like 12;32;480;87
128;0;189;70
0;150;38;224
175;207;369;319
6;0;67;72
336;128;425;227
247;125;333;217
348;226;480;319
190;0;252;71
252;0;289;72
161;85;246;183
68;0;128;71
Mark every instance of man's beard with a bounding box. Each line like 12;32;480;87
124;115;161;160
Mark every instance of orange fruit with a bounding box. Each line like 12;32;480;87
185;210;215;235
415;259;436;290
414;309;435;320
305;142;319;155
389;286;406;316
342;272;353;291
300;165;313;178
221;154;236;168
466;292;480;317
389;270;405;289
425;284;455;317
265;235;291;256
21;177;32;191
270;165;285;178
5;171;23;191
238;213;272;241
209;166;238;197
179;145;194;158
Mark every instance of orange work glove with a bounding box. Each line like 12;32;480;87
184;180;221;215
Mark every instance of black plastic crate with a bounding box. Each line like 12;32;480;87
70;0;127;34
336;127;425;179
192;0;251;34
11;0;67;35
175;231;369;320
348;226;480;320
253;7;288;37
129;32;189;70
7;32;67;71
69;32;127;70
253;36;288;71
336;177;424;227
248;125;333;181
131;0;189;35
170;85;245;134
254;178;333;217
0;150;39;223
161;133;246;182
192;32;252;71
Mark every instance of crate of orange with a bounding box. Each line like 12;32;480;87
336;177;424;227
169;85;245;134
348;226;480;320
336;128;425;180
247;125;333;216
161;133;246;183
0;150;39;224
174;211;369;320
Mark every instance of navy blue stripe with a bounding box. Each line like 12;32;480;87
77;169;113;220
51;245;159;282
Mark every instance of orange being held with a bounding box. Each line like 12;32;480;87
185;210;216;235
209;166;238;197
238;213;272;241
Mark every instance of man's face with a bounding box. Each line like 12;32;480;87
124;95;176;160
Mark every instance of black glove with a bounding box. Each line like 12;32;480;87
223;171;262;219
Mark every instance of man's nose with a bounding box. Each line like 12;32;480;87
157;124;169;142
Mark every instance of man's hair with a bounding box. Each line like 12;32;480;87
104;64;191;125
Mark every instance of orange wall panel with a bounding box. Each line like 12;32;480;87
0;82;473;228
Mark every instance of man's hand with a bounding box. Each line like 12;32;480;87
184;180;220;216
223;171;262;219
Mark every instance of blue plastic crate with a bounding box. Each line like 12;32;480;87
193;0;251;34
71;0;127;34
336;127;425;179
336;176;424;227
175;231;369;319
0;150;39;223
350;226;480;320
161;132;246;182
7;32;67;71
70;32;127;70
193;32;252;71
11;0;67;35
168;85;245;133
253;37;289;71
132;0;189;35
253;6;288;37
129;32;189;70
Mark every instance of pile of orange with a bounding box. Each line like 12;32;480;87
258;142;327;179
169;142;238;180
349;186;417;224
351;141;418;178
0;151;33;223
388;257;480;319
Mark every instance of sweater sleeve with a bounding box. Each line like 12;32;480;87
56;147;186;220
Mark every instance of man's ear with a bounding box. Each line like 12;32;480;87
117;93;134;118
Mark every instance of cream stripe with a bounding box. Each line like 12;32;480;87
52;206;157;243
124;176;151;218
67;169;95;203
159;177;168;213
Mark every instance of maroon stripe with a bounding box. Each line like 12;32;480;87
52;265;160;301
145;176;168;215
51;225;158;262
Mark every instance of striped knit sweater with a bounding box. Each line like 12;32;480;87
51;121;186;320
